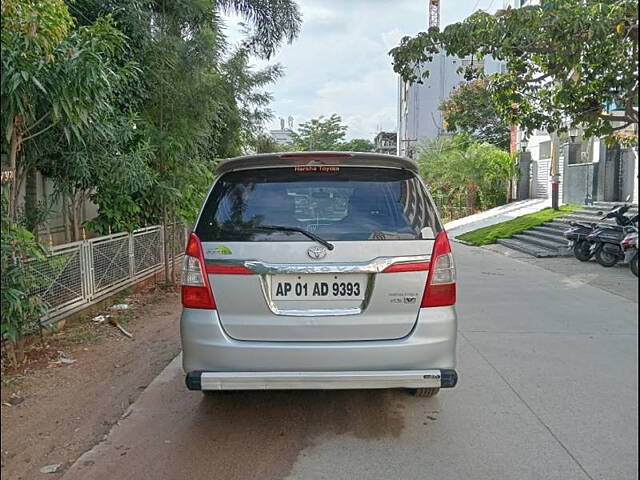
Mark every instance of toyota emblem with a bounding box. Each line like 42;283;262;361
307;246;327;260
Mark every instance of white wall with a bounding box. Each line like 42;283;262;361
397;53;503;158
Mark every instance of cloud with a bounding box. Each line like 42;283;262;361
224;0;500;140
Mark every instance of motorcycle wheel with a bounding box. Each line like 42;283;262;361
573;241;593;262
631;253;638;277
595;248;619;267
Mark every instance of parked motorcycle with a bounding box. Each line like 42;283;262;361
565;204;635;262
621;228;638;277
588;213;638;267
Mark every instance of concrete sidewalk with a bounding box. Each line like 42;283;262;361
445;198;551;238
485;242;639;302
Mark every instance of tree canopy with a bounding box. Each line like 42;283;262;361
440;79;510;150
341;138;374;152
292;114;348;150
1;0;303;238
291;114;374;152
390;0;638;142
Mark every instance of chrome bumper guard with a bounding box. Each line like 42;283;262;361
186;369;458;391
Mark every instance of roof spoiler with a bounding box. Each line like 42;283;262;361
216;151;419;175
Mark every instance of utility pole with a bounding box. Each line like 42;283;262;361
400;138;418;159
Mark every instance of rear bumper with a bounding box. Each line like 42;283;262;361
186;369;458;391
181;306;457;377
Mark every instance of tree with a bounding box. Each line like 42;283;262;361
135;0;301;282
440;79;510;150
292;114;347;150
251;133;295;153
1;0;132;220
340;138;374;152
390;0;638;142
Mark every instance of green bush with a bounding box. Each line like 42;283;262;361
1;192;49;366
417;134;518;213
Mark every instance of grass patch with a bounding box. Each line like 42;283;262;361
457;204;579;246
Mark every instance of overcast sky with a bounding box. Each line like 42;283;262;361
225;0;503;140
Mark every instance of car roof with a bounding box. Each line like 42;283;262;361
216;151;419;175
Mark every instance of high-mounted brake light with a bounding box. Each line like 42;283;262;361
181;233;216;309
421;232;456;307
279;152;353;159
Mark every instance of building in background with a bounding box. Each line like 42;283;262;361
516;125;638;206
374;131;397;155
396;53;503;158
269;116;295;146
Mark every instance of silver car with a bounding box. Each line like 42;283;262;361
180;152;457;397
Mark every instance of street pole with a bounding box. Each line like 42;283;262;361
584;161;593;206
516;137;531;201
550;140;560;210
551;174;560;210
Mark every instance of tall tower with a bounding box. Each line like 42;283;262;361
429;0;440;28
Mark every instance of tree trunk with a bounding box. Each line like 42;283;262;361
7;116;22;221
68;191;82;242
5;337;25;368
162;201;172;285
62;195;71;243
170;212;176;282
466;184;478;211
24;164;38;235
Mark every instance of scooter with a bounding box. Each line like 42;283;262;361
621;228;638;277
587;213;638;267
565;204;634;262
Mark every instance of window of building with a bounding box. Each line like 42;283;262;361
568;142;591;165
538;141;551;159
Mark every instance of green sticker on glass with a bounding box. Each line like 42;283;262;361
213;245;232;255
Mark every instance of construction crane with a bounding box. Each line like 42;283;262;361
429;0;440;28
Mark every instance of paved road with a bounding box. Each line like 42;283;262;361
62;245;638;480
484;242;638;303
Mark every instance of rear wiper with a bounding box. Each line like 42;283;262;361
253;225;335;251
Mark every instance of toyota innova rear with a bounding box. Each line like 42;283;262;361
180;152;458;397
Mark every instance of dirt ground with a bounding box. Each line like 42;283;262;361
0;284;182;480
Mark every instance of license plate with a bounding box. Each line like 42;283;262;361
271;274;366;300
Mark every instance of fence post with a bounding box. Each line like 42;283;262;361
85;239;95;301
80;241;88;301
129;231;136;280
161;223;169;284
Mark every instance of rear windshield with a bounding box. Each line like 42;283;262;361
195;167;441;242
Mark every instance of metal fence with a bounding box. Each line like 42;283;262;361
438;205;474;224
431;193;474;224
25;224;187;323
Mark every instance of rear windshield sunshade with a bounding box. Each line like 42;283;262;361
195;167;441;242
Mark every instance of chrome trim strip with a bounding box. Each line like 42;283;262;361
207;255;430;317
200;370;442;390
205;254;431;274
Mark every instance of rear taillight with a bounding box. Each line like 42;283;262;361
621;235;636;249
181;233;216;309
382;261;429;273
421;231;456;307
